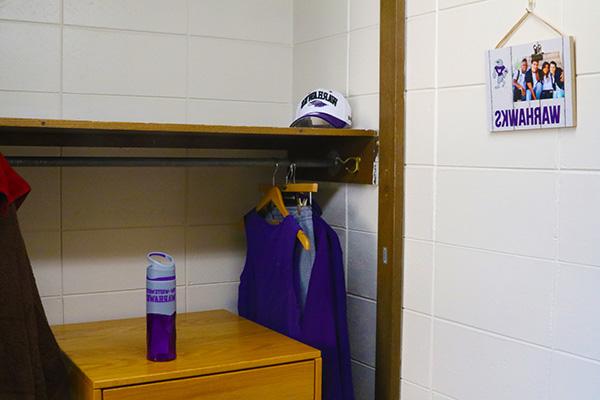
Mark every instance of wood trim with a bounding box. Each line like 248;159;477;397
0;117;376;138
314;358;322;400
101;361;315;400
376;0;405;399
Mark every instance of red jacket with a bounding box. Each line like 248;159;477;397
0;154;30;214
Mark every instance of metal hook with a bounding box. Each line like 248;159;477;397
272;162;279;186
527;0;535;12
335;156;362;174
291;163;296;183
285;162;296;186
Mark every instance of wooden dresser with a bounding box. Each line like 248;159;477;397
52;310;322;400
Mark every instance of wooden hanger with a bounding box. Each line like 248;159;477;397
259;182;318;194
256;185;311;250
281;183;318;193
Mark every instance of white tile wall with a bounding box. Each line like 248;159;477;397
41;297;64;325
404;166;434;241
348;94;380;129
0;0;59;23
350;0;380;30
293;0;347;44
187;99;291;127
352;361;376;400
347;230;377;300
436;168;556;258
558;172;600;267
188;37;291;103
406;14;435;90
0;22;61;92
22;230;62;297
401;311;432;387
62;167;186;230
432;321;551;400
347;295;377;367
405;90;435;165
348;183;378;233
186;166;266;225
186;225;245;285
63;27;187;97
62;227;186;294
349;26;380;96
15;167;61;232
554;263;600;361
63;287;186;324
187;282;239;314
404;0;600;399
63;94;187;123
293;34;348;103
189;0;292;44
403;239;433;315
406;0;435;18
438;1;521;87
63;0;188;34
0;92;61;119
550;352;600;400
559;76;600;170
434;244;556;346
564;1;600;75
317;182;347;228
401;381;432;400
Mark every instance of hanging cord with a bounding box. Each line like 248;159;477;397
495;4;564;49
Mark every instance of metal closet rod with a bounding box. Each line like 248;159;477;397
6;156;335;168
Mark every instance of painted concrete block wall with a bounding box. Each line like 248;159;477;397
294;1;380;399
403;1;600;399
0;0;293;324
0;1;381;398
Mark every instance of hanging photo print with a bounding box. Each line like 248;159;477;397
485;36;576;132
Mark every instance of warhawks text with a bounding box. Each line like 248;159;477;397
494;104;562;128
301;90;338;108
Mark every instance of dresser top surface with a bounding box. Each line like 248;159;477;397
52;310;320;389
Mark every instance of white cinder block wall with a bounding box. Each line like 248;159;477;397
0;0;295;324
293;1;380;399
403;1;600;399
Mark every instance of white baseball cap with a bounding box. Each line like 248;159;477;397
291;89;352;128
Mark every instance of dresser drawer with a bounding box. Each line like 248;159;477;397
103;360;317;400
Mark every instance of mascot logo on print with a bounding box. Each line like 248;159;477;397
492;59;509;89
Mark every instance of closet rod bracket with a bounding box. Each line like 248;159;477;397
335;156;361;174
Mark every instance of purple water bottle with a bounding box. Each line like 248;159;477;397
146;252;176;361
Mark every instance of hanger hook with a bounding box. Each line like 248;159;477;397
272;162;279;186
291;162;296;183
527;0;535;12
335;156;361;174
285;162;295;186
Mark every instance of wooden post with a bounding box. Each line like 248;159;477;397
376;0;405;398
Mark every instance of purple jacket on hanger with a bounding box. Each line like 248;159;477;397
238;205;354;400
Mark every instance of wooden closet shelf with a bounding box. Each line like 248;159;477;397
0;118;376;138
0;118;378;184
